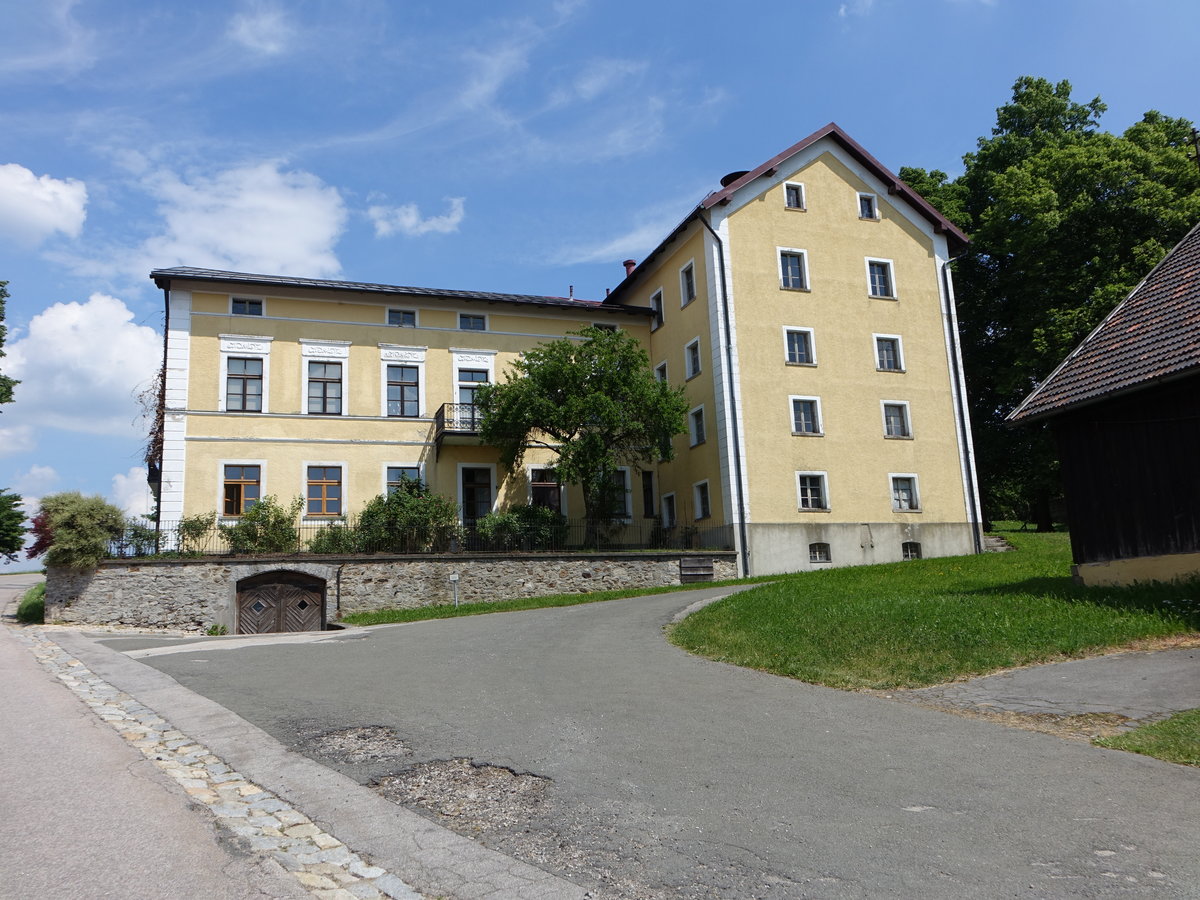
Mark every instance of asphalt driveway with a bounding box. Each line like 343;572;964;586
82;586;1200;899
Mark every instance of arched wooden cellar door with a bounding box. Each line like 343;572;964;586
236;571;327;634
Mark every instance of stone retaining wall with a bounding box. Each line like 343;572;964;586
44;552;738;632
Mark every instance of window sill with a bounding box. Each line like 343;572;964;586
785;361;817;368
690;439;706;448
791;431;824;438
797;507;831;513
681;298;696;309
869;294;898;301
892;508;922;514
876;367;906;374
884;434;914;441
859;215;880;222
303;516;346;523
685;371;702;382
780;286;811;293
784;206;807;212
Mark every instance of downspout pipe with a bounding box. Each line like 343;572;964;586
940;255;983;555
698;213;750;576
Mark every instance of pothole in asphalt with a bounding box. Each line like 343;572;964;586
374;758;549;833
302;725;414;763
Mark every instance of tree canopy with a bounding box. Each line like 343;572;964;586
901;77;1200;528
27;492;126;570
476;326;689;523
0;489;24;563
0;281;16;408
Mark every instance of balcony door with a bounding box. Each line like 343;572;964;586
461;467;493;526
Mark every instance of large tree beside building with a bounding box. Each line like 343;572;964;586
901;77;1200;528
476;326;689;525
0;281;15;407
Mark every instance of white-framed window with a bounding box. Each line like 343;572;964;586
680;261;697;307
385;464;423;493
231;296;263;316
301;340;350;417
779;248;809;291
386;364;420;417
693;480;711;520
874;334;904;372
784;182;806;210
882;401;912;438
809;542;832;563
891;474;920;512
459;463;496;525
459;313;487;331
219;334;272;414
783;327;815;366
858;192;878;220
388;308;417;327
221;462;264;517
790;395;823;436
689;405;706;447
661;493;677;528
528;466;564;514
796;471;829;511
306;464;344;517
607;467;632;519
654;361;668;383
451;349;496;428
649;289;664;331
902;541;922;560
866;258;896;299
685;338;702;379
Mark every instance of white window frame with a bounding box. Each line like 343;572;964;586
679;260;697;308
882;400;913;439
661;492;677;528
902;540;922;560
383;462;424;493
689;404;706;447
450;349;497;406
809;542;832;564
783;326;816;366
458;312;488;331
685;337;702;380
300;339;351;417
858;192;879;220
693;480;711;521
654;361;668;383
218;458;267;521
873;333;905;372
526;464;567;516
218;334;272;414
795;471;829;512
610;466;633;519
304;460;347;519
784;181;806;210
649;288;664;331
866;257;897;299
890;473;921;512
387;308;418;328
457;462;498;524
778;247;810;291
230;295;264;316
789;395;823;436
379;345;427;418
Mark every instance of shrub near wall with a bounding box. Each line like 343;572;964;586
44;552;737;631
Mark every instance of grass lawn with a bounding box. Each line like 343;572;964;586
668;531;1200;690
1095;710;1200;767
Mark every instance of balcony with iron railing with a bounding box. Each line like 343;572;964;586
433;403;484;458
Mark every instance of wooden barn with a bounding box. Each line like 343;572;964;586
1009;221;1200;586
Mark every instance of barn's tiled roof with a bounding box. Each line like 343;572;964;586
150;266;654;317
1009;221;1200;423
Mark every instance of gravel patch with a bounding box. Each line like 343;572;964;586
304;726;414;764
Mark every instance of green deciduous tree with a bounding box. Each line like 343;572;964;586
0;281;17;407
0;489;25;562
476;326;689;527
901;77;1200;529
26;492;126;570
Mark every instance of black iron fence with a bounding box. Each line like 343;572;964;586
110;517;734;559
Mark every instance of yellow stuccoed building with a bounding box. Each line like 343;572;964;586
150;123;981;577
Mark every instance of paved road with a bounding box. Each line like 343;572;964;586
0;574;309;900
88;587;1200;899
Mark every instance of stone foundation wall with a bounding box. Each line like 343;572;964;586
44;552;738;632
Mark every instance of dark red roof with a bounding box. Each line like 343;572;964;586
1008;221;1200;423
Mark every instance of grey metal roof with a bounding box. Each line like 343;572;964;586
1008;220;1200;423
150;266;654;316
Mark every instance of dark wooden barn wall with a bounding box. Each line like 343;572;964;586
1054;376;1200;566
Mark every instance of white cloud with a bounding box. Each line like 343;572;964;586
111;466;152;518
137;162;347;277
0;424;37;459
551;198;696;266
0;0;96;78
227;1;296;56
5;293;161;438
12;465;59;506
0;163;88;246
369;197;466;238
838;0;877;15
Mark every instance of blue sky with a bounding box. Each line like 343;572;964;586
1;0;1197;542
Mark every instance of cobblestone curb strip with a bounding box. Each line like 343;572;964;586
13;626;423;900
